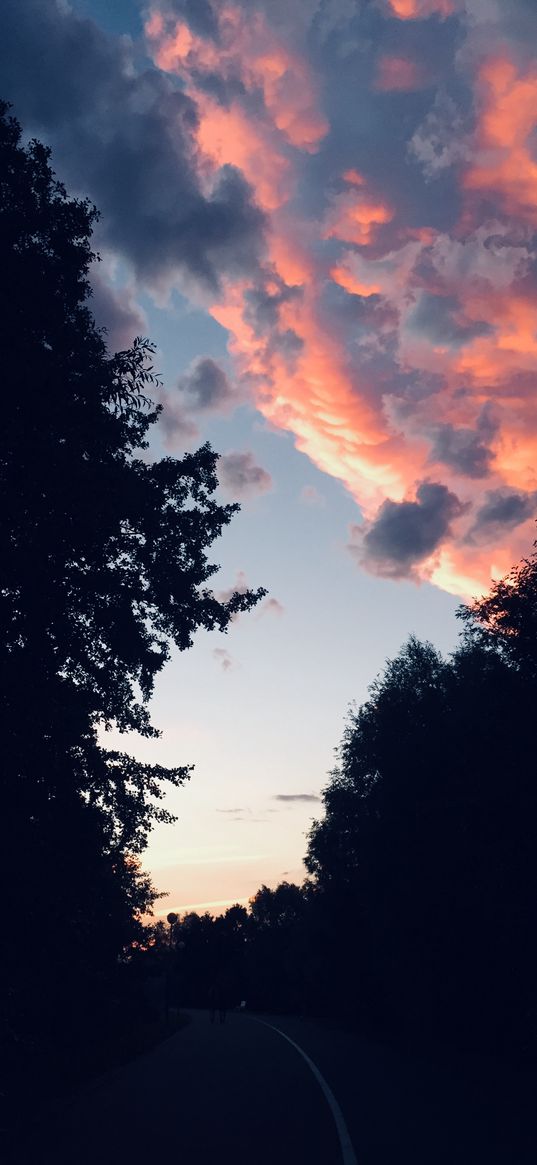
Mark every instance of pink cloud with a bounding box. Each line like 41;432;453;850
259;597;284;617
464;57;537;227
145;2;537;596
299;485;326;507
386;0;456;18
374;55;429;92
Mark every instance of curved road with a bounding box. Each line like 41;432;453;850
47;1010;343;1165
34;1009;537;1164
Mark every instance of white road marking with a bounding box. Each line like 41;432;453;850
249;1016;358;1165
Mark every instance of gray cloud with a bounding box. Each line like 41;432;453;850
158;392;200;451
161;0;327;43
244;277;303;335
428;403;499;479
408;293;492;349
160;357;239;450
466;488;537;544
353;481;466;579
409;90;471;178
237;269;306;371
259;597;284;617
160;0;220;39
177;357;234;411
430;426;493;478
429;428;493;479
213;648;234;671
273;793;321;802
267;328;304;369
89;267;146;352
1;0;265;292
218;451;273;498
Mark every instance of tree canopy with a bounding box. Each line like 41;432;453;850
304;550;537;1054
0;101;264;844
0;100;264;1114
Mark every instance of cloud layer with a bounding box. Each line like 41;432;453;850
1;0;264;292
145;0;537;593
6;0;537;594
218;451;273;497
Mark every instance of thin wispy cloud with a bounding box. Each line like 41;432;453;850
218;574;284;621
212;647;234;671
258;597;284;618
158;896;250;914
299;485;326;508
217;806;271;822
273;793;321;803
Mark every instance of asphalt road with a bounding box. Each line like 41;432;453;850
28;1010;537;1164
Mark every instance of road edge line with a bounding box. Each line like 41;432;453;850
248;1016;358;1165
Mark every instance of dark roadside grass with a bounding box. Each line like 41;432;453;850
3;1007;191;1165
81;1005;191;1081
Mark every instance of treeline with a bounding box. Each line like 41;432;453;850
0;102;263;1131
155;558;537;1063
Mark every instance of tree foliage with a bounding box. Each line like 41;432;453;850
305;550;537;1055
0;101;264;839
458;549;537;680
0;100;264;1113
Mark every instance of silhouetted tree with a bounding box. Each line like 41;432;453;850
0;101;264;1117
459;544;537;680
306;592;537;1058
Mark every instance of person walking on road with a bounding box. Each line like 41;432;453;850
208;980;228;1024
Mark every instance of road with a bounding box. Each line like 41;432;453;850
28;1010;537;1164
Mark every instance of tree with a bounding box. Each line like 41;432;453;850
249;882;306;929
0;100;264;840
458;541;537;681
306;614;537;1056
0;101;264;1111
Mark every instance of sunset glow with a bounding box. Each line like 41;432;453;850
144;0;537;596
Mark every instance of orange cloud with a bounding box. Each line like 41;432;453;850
323;188;393;247
464;57;537;224
145;5;537;597
342;169;366;187
331;265;382;297
146;3;328;153
375;55;428;91
145;3;328;214
196;98;292;211
387;0;455;16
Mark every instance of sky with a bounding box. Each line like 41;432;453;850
3;0;537;912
